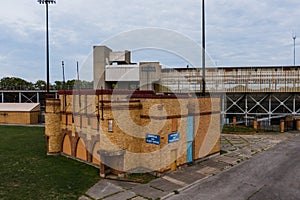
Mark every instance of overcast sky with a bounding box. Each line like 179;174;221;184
0;0;299;83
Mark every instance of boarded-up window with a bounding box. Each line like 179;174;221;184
62;114;67;125
108;120;113;132
172;118;178;132
67;114;73;125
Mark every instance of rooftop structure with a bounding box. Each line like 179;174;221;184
93;46;300;93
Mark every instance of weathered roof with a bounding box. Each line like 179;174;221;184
0;103;40;112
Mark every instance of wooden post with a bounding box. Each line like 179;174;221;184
253;118;258;130
280;119;285;133
296;119;300;131
100;163;105;178
233;117;237;128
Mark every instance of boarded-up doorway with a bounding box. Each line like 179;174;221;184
171;149;177;171
62;135;71;155
76;138;87;161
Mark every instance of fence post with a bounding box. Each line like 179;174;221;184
280;119;285;133
233;117;237;128
254;118;258;131
296;119;300;131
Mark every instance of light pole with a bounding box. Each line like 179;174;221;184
37;0;56;96
202;0;206;96
293;33;296;66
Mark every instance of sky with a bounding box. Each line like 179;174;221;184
0;0;299;83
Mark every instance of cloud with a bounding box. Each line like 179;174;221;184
0;0;300;82
206;0;300;66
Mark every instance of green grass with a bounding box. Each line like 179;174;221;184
0;125;99;200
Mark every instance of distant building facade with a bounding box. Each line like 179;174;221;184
0;103;40;124
93;46;300;130
93;46;300;93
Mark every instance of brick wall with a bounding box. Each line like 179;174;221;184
0;111;39;124
46;90;220;175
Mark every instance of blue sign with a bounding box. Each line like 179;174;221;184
168;132;180;143
146;134;160;145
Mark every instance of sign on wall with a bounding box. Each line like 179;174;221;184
146;134;160;145
168;132;180;143
141;66;156;72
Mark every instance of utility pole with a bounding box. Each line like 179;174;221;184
37;0;56;96
62;61;65;87
62;61;66;108
202;0;206;96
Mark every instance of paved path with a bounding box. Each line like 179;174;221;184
168;134;300;200
79;132;298;200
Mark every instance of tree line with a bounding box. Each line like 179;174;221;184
0;77;93;90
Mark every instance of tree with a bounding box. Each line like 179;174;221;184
34;80;47;90
53;81;63;90
0;77;33;90
0;76;93;90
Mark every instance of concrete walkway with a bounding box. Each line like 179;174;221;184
79;132;298;200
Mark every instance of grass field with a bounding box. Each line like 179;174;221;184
0;125;100;200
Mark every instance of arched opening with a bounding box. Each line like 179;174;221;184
76;138;87;161
92;141;100;165
62;134;72;155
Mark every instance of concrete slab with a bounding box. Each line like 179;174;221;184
131;184;168;199
230;140;245;143
214;155;239;165
201;159;230;170
167;171;206;184
196;166;220;175
160;176;187;187
227;147;238;151
236;148;252;156
225;152;240;157
78;195;91;200
81;133;296;200
233;143;248;148
131;196;148;200
86;180;124;200
107;180;139;190
104;191;136;200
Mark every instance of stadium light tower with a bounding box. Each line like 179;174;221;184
37;0;56;96
202;0;206;96
293;33;297;66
